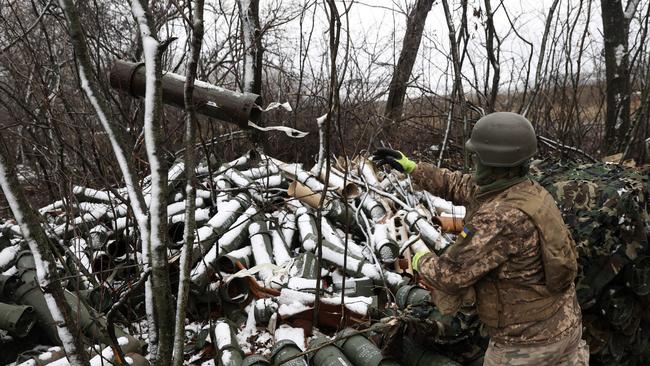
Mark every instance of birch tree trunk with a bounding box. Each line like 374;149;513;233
129;1;174;364
173;1;204;365
0;142;90;366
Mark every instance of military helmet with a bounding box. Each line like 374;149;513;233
465;112;538;167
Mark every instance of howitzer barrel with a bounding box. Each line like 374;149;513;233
109;60;262;127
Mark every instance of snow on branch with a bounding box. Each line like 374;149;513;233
58;0;148;230
130;1;175;362
0;152;89;365
624;0;641;19
238;0;256;92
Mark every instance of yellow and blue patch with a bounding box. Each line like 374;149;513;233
460;226;471;238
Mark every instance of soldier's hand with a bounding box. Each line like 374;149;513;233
412;251;428;272
371;148;417;174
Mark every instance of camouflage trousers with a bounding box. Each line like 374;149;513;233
483;326;589;366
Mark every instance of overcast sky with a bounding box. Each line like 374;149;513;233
265;0;612;94
166;0;645;96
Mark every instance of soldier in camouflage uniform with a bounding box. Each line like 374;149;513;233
373;112;589;365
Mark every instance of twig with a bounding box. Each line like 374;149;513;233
346;175;411;209
538;135;597;162
106;268;152;365
174;131;249;158
173;1;205;364
437;109;453;168
314;0;341;333
1;0;54;54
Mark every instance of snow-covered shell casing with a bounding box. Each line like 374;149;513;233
109;60;262;127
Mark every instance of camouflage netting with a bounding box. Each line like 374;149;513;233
532;161;649;262
532;160;650;365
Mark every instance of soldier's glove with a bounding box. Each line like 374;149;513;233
371;148;417;174
411;251;428;272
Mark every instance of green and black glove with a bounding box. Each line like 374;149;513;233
371;148;417;174
411;251;428;272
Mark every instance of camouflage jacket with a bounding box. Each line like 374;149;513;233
411;162;581;345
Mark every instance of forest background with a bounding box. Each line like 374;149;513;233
1;0;649;211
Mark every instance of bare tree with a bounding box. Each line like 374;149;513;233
56;0;161;352
129;1;175;364
523;0;561;116
313;0;343;333
600;0;640;153
173;1;204;365
57;0;176;363
438;0;467;167
0;140;90;365
483;0;500;113
238;0;266;147
383;0;435;128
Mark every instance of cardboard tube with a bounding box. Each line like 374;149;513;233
356;158;379;185
318;167;361;199
432;216;464;234
288;181;327;209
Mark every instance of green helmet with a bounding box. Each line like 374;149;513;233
465;112;537;167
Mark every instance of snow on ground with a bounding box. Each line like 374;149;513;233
277;288;372;316
232;304;276;357
0;244;19;268
275;325;306;351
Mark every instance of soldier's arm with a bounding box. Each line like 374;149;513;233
410;162;477;206
417;205;529;294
